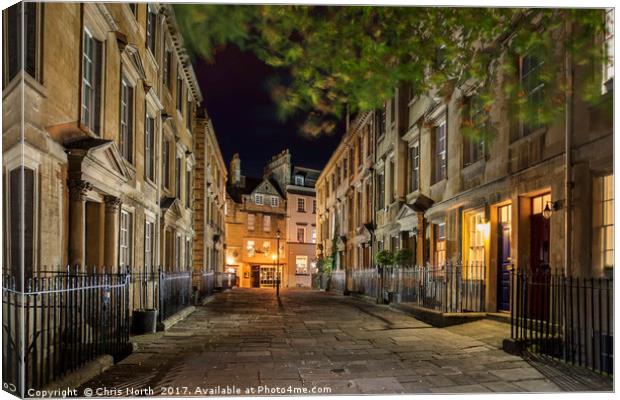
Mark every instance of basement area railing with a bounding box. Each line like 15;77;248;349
510;269;614;375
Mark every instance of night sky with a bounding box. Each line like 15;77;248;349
193;46;343;178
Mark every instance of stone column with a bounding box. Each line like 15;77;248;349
68;179;92;268
104;195;121;273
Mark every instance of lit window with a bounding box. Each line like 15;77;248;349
311;227;317;243
295;175;304;186
467;211;485;279
296;256;308;275
532;193;552;215
593;175;614;272
263;215;271;232
297;198;306;212
262;241;270;254
247;240;255;257
254;194;264;205
434;222;446;267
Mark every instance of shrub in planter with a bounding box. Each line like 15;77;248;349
375;250;394;266
394;249;413;265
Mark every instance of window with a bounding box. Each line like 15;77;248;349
297;198;306;212
297;227;306;243
518;53;545;137
3;2;39;85
467;212;485;266
186;98;192;132
262;241;271;254
408;142;420;193
433;122;447;182
247;213;255;231
176;74;183;112
263;215;271;232
175;235;182;269
120;210;133;268
313;199;317;214
462;96;485;167
185;169;191;207
254;194;264;205
247;240;255;257
434;222;446;267
162;140;170;189
7;167;35;282
120;76;134;163
376;106;386;137
185;238;192;270
270;196;279;207
296;256;308;275
377;172;385;210
81;29;103;135
294;175;305;186
593;175;614;272
145;114;155;181
146;6;157;55
311;227;317;243
389;158;395;203
144;220;153;272
603;8;614;94
163;47;172;90
176;157;182;198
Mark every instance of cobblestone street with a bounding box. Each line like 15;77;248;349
80;289;608;395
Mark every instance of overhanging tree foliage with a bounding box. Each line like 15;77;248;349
174;6;609;139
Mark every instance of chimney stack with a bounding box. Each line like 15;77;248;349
230;153;241;187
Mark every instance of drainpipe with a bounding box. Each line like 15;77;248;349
564;19;573;277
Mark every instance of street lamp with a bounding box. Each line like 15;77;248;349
276;229;281;297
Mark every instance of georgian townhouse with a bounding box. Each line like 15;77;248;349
192;108;227;276
318;11;613;314
316;111;377;292
2;3;204;283
284;165;320;288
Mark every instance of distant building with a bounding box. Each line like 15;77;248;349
225;153;288;288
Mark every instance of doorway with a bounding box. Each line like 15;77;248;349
250;266;260;288
497;204;512;312
529;194;551;320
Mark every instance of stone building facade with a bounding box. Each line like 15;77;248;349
316;112;378;291
316;14;614;311
285;165;320;288
192;109;227;275
2;2;208;280
225;153;287;288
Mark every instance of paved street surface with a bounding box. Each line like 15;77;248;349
80;288;600;395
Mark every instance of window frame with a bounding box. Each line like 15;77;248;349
81;27;104;136
297;197;306;213
144;112;156;182
433;121;447;183
119;209;133;268
297;226;306;243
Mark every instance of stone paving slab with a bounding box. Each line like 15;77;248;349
77;288;611;395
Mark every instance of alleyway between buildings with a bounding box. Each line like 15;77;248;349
80;289;612;395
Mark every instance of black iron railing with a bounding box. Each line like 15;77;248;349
2;269;131;396
193;270;215;302
129;267;159;312
158;269;192;323
511;269;614;375
347;263;486;312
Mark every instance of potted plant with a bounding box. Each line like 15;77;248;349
394;249;413;266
